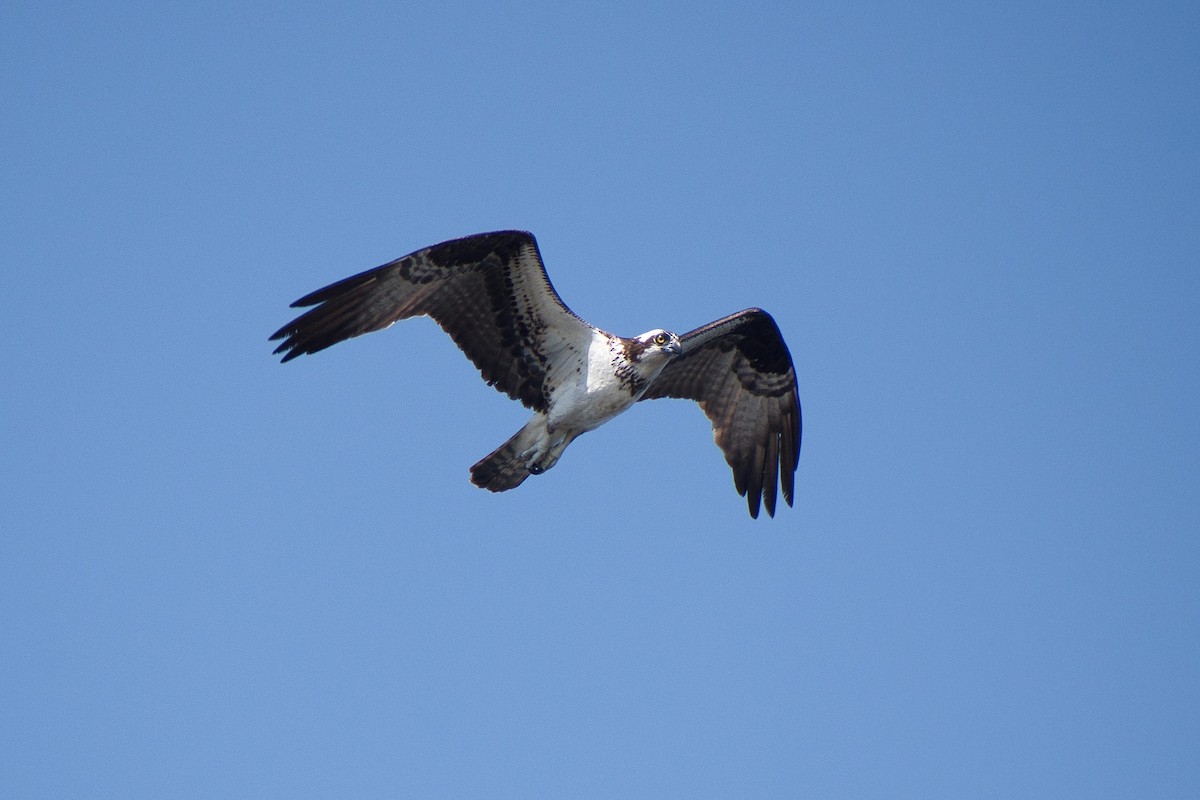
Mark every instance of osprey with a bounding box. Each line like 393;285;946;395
270;231;801;518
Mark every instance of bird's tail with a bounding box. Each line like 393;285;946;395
469;420;541;492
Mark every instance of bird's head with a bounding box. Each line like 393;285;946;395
633;329;683;361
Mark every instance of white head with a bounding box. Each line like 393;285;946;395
631;329;684;361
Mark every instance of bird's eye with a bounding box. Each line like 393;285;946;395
653;333;667;346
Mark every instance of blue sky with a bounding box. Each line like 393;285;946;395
2;2;1197;796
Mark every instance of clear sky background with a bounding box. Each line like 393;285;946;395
3;2;1198;797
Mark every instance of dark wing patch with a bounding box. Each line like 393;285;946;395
640;308;801;518
269;231;593;412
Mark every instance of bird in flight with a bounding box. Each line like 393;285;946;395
270;231;801;517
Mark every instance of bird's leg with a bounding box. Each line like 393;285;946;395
515;416;552;473
518;421;576;476
528;428;579;475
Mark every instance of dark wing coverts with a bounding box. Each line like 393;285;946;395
269;231;589;412
640;309;801;518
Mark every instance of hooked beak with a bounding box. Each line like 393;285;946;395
667;340;683;356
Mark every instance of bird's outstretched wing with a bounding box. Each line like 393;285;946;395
640;308;801;518
270;230;593;412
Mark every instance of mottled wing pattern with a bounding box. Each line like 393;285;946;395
640;308;801;518
269;231;593;412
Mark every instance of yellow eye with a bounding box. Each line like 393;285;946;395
653;333;667;346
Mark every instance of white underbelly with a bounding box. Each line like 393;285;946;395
543;331;647;434
548;378;636;433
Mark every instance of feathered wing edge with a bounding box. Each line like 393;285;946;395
640;308;801;519
268;230;593;412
